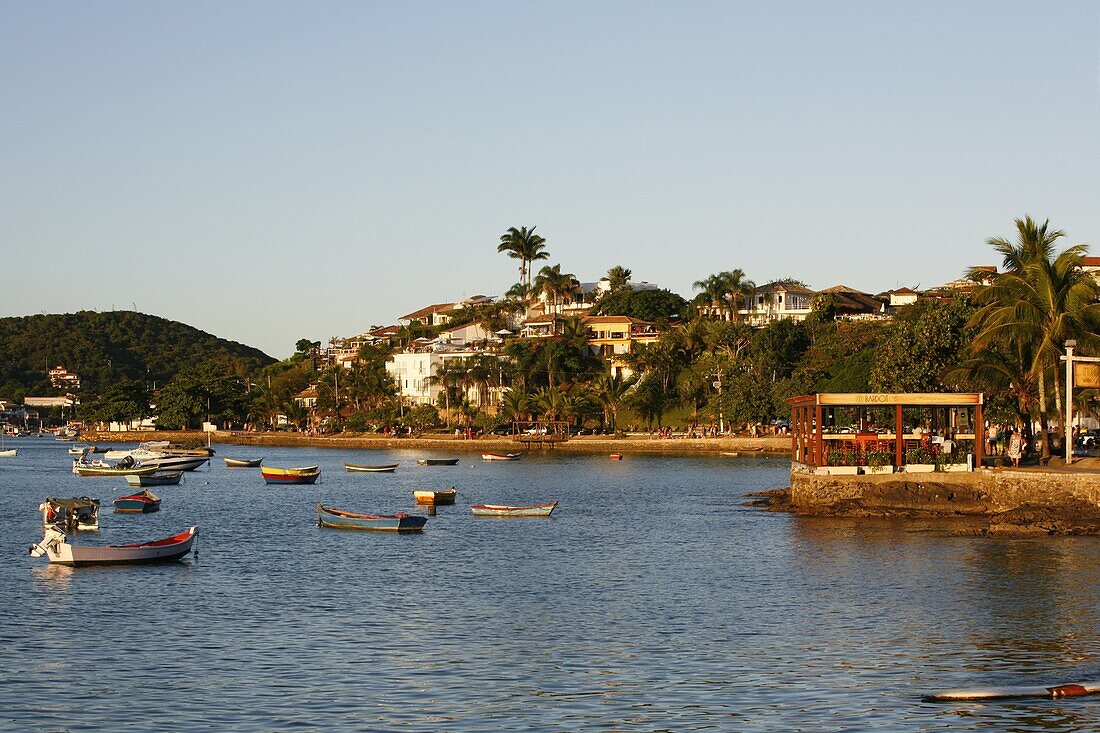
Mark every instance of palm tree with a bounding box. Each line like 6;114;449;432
534;264;579;314
500;387;530;423
968;216;1100;457
505;281;535;302
498;226;549;289
946;341;1036;446
533;385;568;423
692;269;755;321
427;361;467;428
606;265;632;292
596;373;636;432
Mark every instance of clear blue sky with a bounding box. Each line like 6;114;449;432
2;1;1098;358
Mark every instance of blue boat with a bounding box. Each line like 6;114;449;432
316;504;427;532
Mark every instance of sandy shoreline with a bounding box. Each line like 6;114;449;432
81;429;790;457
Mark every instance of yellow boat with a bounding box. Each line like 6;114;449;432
413;488;457;505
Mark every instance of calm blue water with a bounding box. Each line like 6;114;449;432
1;436;1098;731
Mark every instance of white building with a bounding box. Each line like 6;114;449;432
386;349;505;409
737;282;816;326
883;287;920;307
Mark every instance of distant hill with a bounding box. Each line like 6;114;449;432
0;311;276;398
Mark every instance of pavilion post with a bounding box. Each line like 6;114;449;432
895;403;903;468
975;400;984;468
814;404;823;467
792;402;800;460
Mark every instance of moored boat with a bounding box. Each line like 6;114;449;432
610;453;623;460
316;504;427;532
30;526;198;566
135;455;209;472
39;497;100;531
0;448;17;457
345;462;399;473
417;458;460;466
224;457;263;467
125;471;183;487
470;502;557;517
113;489;161;513
73;460;160;477
482;452;521;461
413;487;457;505
923;681;1100;701
261;465;321;485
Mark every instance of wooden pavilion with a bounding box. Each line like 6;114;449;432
788;393;984;470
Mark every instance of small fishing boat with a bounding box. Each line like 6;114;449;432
68;445;89;456
0;448;17;457
345;462;399;473
923;680;1100;702
609;453;623;460
413;488;457;505
261;465;321;485
482;452;521;461
113;489;161;513
73;461;160;477
39;497;100;531
316;504;427;532
125;471;183;487
224;457;263;467
417;458;460;466
30;526;198;566
470;502;557;517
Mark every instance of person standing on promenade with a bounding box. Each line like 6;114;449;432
1007;428;1023;467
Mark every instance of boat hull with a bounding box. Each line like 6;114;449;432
74;464;160;477
225;457;263;467
345;463;399;473
136;456;209;472
31;526;197;566
125;471;183;487
482;453;520;461
414;489;457;505
113;490;161;513
262;466;321;484
0;448;18;457
316;504;427;532
417;458;460;466
471;502;557;517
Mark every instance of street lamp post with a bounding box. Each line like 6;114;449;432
1065;340;1076;465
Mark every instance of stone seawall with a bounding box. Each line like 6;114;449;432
787;464;1100;521
82;430;789;457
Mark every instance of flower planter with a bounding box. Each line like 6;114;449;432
939;463;970;473
860;465;894;475
825;466;860;475
904;464;936;474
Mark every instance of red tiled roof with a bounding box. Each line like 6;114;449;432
399;303;455;321
1081;257;1100;267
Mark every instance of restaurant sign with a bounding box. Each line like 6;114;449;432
817;393;982;406
1075;363;1100;389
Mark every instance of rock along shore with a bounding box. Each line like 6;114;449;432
82;430;790;457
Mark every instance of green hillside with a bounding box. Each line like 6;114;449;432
0;311;275;398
